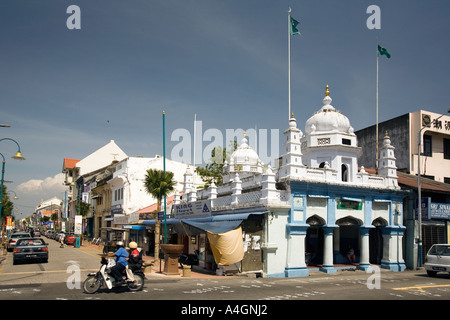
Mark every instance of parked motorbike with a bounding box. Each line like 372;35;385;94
178;250;199;267
83;257;144;294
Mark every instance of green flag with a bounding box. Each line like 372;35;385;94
377;44;391;58
290;16;301;36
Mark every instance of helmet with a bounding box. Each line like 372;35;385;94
129;241;138;249
116;241;124;247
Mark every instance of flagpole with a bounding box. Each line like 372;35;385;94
193;113;197;166
163;110;167;244
288;8;291;120
376;39;379;171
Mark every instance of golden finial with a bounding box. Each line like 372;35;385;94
325;84;330;96
385;131;388;136
291;112;294;118
243;130;246;138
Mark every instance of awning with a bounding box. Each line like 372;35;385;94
122;225;152;230
141;218;181;226
181;211;266;234
181;220;242;234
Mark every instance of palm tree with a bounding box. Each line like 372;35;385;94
144;169;176;262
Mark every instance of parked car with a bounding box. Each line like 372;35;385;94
13;238;49;265
65;233;77;245
6;232;31;252
45;230;55;239
424;244;450;277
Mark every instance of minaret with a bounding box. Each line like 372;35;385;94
378;131;399;188
279;113;304;180
182;165;194;200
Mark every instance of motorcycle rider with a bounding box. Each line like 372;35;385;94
128;241;143;272
110;241;128;284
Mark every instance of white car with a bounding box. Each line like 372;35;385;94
6;232;31;252
424;244;450;277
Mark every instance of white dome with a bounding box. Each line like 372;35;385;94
305;86;353;135
230;133;260;166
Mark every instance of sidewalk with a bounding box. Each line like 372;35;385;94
79;242;232;279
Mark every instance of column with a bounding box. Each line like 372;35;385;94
285;223;309;277
320;226;337;273
381;226;406;271
358;227;373;271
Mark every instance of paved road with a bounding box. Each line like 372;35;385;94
1;238;449;304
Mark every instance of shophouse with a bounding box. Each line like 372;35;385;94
35;196;62;230
107;156;202;253
160;86;409;277
356;109;450;183
355;109;450;269
61;140;128;234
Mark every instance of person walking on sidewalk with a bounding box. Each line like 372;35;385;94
60;233;65;248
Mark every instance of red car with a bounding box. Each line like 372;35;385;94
64;233;77;245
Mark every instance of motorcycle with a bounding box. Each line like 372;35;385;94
178;249;199;267
83;257;145;294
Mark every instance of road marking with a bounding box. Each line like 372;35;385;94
393;284;450;293
0;269;97;276
74;248;104;259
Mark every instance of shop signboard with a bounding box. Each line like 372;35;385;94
173;200;212;219
430;202;450;219
416;198;450;220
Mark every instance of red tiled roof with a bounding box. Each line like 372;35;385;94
134;192;182;214
63;158;80;169
358;167;450;193
397;171;450;193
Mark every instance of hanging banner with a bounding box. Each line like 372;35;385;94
74;215;82;234
6;216;13;230
207;226;244;266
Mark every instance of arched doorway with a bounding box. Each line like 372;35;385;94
336;216;362;264
305;215;325;266
370;218;387;265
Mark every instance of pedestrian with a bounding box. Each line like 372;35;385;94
60;233;65;248
346;244;356;264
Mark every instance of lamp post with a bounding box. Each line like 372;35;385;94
417;109;449;268
0;138;25;236
162;111;167;244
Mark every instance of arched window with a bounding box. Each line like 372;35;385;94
341;164;348;182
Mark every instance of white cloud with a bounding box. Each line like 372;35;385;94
17;173;66;195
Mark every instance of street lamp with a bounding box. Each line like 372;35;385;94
417;108;450;268
3;191;18;200
0;138;25;231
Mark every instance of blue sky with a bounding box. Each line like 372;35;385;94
1;0;449;219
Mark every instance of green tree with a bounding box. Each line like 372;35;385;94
76;202;90;217
41;216;50;224
51;213;59;229
1;186;14;230
195;140;238;187
143;169;176;261
1;187;13;216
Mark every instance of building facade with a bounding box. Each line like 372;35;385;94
356;109;450;183
150;86;409;277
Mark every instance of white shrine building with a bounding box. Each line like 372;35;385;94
167;86;408;277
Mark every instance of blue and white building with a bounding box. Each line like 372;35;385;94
176;86;408;277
